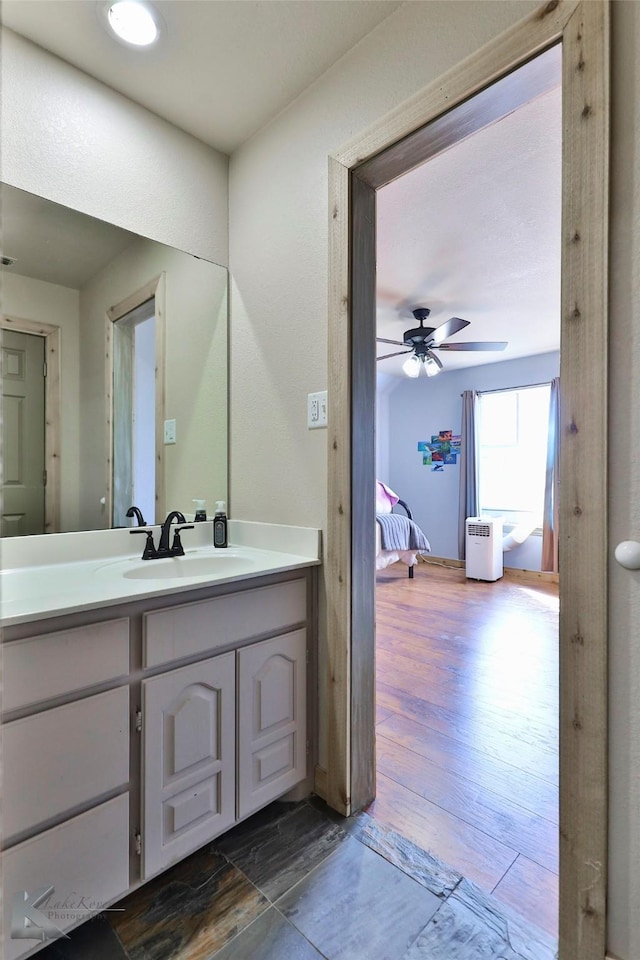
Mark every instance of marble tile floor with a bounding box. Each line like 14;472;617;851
37;798;558;960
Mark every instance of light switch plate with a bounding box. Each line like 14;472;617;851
164;419;177;444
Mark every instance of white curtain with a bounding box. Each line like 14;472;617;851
458;389;479;561
542;377;560;573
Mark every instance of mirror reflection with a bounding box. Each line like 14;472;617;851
1;184;228;536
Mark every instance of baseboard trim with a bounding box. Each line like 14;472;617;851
503;566;559;585
422;555;559;585
422;555;464;569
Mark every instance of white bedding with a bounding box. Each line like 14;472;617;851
375;521;420;570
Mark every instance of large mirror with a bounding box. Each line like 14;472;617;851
1;184;228;536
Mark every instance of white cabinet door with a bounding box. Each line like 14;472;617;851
237;630;307;819
142;652;235;878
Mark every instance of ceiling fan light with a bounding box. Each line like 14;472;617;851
424;356;440;377
402;355;421;378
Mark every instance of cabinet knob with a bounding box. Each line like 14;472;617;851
614;540;640;570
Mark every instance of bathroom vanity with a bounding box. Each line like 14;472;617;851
1;521;320;959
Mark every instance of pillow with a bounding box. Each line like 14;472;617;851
376;480;399;514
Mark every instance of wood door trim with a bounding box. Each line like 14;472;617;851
325;2;609;958
105;274;166;525
1;316;61;533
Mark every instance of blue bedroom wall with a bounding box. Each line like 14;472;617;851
381;351;560;569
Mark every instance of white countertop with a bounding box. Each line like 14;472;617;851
1;521;321;628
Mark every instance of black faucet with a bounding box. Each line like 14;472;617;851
130;510;194;560
126;506;147;526
157;511;190;555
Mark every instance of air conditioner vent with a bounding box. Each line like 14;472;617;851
467;523;491;537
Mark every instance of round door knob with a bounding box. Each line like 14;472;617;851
100;497;106;506
614;540;640;570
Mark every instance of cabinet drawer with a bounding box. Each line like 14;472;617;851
3;794;129;960
144;578;307;668
3;686;130;841
3;618;130;712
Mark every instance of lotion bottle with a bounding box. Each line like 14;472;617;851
213;501;228;548
193;499;207;522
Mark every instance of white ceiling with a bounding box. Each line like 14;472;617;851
0;0;400;154
376;82;562;377
1;184;138;289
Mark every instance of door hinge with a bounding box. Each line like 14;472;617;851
306;739;310;755
43;469;47;488
135;708;142;733
134;831;142;856
43;361;47;378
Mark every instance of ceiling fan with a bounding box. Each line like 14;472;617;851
377;307;508;377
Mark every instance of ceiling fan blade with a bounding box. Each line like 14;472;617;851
377;350;412;361
435;341;508;352
430;316;471;345
376;337;405;346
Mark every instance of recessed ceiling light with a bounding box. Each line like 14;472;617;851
105;1;161;47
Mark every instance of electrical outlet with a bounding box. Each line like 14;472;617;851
307;391;328;429
164;419;177;444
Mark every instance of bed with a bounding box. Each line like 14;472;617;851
375;481;431;578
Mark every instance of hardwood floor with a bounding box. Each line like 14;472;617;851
369;561;559;938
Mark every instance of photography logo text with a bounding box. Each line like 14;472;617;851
11;886;121;942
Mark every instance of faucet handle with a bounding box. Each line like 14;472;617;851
130;528;157;560
171;525;194;557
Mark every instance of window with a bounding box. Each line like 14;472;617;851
477;384;551;527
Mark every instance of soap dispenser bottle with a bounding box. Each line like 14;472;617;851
193;499;207;522
213;501;228;548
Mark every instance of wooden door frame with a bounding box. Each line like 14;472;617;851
323;2;609;958
105;274;166;525
1;315;61;533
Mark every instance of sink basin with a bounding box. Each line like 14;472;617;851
121;553;254;580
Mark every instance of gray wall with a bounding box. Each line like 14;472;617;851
382;352;560;566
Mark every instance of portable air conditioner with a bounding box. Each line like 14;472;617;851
465;517;503;581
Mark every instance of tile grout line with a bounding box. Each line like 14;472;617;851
209;803;351;956
206;869;272;959
271;905;332;960
271;833;354;909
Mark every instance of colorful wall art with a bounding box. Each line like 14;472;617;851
418;431;461;472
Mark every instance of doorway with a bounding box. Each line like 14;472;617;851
1;328;46;536
111;298;157;526
370;59;561;936
106;273;166;527
1;317;61;535
324;3;609;959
